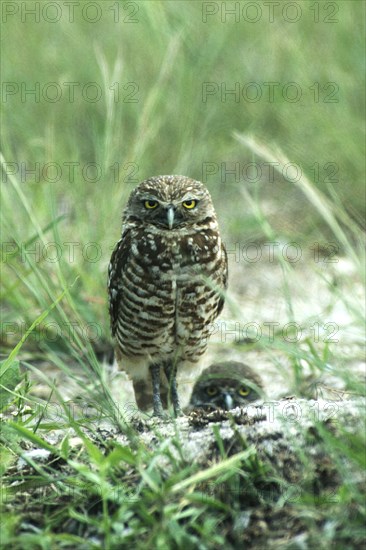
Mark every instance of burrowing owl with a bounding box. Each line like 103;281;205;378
189;362;264;410
108;175;228;417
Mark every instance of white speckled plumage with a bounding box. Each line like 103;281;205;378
108;175;228;416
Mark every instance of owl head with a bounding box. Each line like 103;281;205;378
124;175;216;230
189;361;264;410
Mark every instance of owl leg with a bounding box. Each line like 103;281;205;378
164;363;182;417
149;364;165;417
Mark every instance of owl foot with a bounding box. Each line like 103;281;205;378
163;363;183;417
150;363;171;417
150;363;183;417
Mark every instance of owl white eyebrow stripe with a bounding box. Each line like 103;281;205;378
182;196;198;202
142;197;159;203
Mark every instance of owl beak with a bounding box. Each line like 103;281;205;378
224;393;234;410
166;205;175;230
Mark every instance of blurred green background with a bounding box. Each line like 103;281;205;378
1;0;365;351
1;6;365;546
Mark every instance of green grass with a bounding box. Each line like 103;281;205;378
1;1;365;548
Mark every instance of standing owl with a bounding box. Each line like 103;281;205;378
108;175;228;417
189;362;264;410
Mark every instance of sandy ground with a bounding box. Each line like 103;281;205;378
26;251;364;414
104;253;365;412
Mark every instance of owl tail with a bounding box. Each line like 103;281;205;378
132;376;169;411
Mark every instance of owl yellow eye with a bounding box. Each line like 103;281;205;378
144;200;158;209
182;200;196;209
206;386;218;396
238;386;250;397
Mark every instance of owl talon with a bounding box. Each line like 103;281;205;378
152;402;165;417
